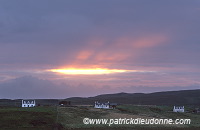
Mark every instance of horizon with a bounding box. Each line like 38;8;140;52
2;87;200;100
0;0;200;98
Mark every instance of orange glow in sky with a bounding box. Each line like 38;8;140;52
49;68;134;75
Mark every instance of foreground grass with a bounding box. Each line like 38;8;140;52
1;105;200;130
0;106;57;130
57;106;108;129
116;105;200;127
58;105;200;130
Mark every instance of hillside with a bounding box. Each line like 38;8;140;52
1;89;200;106
66;89;200;106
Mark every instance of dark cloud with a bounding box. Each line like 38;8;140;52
0;76;118;98
0;0;199;67
0;76;199;99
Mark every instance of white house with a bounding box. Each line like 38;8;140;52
22;99;36;107
94;101;110;109
173;106;184;112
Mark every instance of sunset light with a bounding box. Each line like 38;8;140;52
49;68;133;75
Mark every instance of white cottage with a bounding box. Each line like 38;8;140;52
173;106;184;112
22;99;36;107
94;101;110;109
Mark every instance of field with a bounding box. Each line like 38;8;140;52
57;105;200;130
0;106;57;130
1;105;200;130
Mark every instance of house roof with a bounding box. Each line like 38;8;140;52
174;106;184;109
22;99;35;104
22;99;35;102
110;103;118;105
95;102;109;105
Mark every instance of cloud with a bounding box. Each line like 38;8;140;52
76;50;94;60
0;76;199;99
0;76;118;98
64;34;168;69
0;0;199;69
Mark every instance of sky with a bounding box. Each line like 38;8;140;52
0;0;200;98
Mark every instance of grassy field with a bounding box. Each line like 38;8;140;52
0;106;57;130
1;105;200;130
117;105;200;127
57;105;200;130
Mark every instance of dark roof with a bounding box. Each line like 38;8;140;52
95;102;109;105
23;99;35;101
22;100;35;104
110;103;118;105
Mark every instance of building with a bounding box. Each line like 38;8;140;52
110;103;118;109
22;99;36;107
94;101;110;109
173;106;184;112
59;101;71;106
193;108;200;113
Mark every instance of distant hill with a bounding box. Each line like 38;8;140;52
1;89;200;107
66;89;200;106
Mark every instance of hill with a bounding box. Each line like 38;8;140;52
1;89;200;106
66;89;200;106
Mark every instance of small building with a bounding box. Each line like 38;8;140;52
94;101;110;109
22;99;36;107
173;106;184;112
110;103;118;109
59;101;71;106
193;108;200;113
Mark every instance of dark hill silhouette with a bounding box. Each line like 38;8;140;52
66;89;200;106
1;89;200;106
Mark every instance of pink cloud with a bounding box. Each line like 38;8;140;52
67;34;168;69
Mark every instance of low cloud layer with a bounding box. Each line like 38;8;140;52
0;76;199;99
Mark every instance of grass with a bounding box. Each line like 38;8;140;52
57;105;200;130
0;106;57;130
1;105;200;130
57;106;108;129
116;105;200;127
